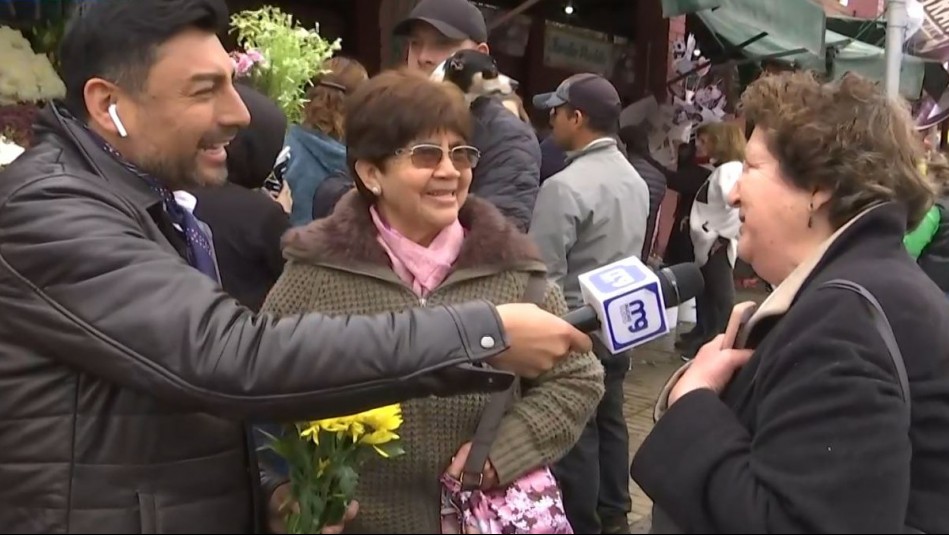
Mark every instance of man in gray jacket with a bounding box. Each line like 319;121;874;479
0;1;589;532
395;0;541;231
529;74;650;534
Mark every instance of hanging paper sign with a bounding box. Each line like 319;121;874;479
543;22;613;74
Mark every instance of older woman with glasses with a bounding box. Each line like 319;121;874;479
261;68;604;533
632;71;949;533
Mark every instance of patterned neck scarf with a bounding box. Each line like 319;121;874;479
59;105;219;281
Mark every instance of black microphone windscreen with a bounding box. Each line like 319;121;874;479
658;263;705;307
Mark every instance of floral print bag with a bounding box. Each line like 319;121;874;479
439;275;574;534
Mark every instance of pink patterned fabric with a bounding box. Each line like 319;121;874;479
369;206;465;297
440;467;574;534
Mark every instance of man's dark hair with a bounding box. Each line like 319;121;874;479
586;114;618;135
563;105;617;136
59;0;229;118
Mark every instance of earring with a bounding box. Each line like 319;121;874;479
370;186;381;196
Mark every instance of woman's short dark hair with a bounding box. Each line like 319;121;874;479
59;0;228;119
344;68;472;203
741;70;935;229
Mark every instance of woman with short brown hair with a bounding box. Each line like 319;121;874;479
632;71;949;533
263;68;603;532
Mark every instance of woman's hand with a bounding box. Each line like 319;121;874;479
445;442;499;489
268;483;359;534
669;334;753;406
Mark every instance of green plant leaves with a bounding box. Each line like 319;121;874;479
229;6;341;124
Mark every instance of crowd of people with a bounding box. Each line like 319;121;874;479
1;0;949;533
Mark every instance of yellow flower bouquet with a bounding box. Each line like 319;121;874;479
262;404;405;534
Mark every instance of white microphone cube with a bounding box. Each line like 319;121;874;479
578;257;670;354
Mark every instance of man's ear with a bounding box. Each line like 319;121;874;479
84;77;126;138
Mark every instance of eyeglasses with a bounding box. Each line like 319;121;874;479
395;144;481;170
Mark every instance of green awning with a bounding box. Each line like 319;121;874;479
820;32;929;100
698;9;929;100
826;15;886;47
661;0;826;56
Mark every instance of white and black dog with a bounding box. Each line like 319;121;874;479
431;50;518;104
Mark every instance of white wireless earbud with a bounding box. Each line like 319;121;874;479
108;103;128;138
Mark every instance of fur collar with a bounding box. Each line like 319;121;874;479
282;190;545;272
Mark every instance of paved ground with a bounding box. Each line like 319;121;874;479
623;333;682;534
622;290;766;534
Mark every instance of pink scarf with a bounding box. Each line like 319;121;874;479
369;206;465;297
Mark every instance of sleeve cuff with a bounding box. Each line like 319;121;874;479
444;300;509;364
487;414;539;486
653;361;693;422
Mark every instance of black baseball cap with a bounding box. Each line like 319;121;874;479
533;73;622;121
393;0;488;44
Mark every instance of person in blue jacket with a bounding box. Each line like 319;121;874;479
283;56;367;226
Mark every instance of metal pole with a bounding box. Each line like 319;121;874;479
884;0;907;97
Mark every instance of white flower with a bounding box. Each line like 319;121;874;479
0;136;25;166
0;25;66;104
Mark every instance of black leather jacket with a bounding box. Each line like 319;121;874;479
0;106;513;533
469;96;540;232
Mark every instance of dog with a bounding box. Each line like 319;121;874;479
431;50;518;104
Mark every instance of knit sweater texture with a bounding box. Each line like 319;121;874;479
262;191;605;533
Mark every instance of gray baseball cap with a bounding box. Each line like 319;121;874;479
533;73;622;121
393;0;488;44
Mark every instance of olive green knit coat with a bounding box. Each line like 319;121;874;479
261;191;605;533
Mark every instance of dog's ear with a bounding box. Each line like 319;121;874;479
449;55;465;71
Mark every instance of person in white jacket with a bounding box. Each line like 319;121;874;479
682;122;745;360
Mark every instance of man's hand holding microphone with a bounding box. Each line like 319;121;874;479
490;303;593;377
488;252;706;379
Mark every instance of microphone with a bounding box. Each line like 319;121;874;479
563;258;704;354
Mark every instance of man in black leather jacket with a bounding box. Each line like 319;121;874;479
0;1;589;532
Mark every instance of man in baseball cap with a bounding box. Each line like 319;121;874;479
394;0;489;74
393;0;542;234
532;73;623;147
530;73;646;535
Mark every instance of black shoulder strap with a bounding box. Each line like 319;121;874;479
822;280;911;422
461;273;547;490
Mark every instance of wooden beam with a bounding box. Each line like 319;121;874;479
488;0;547;31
